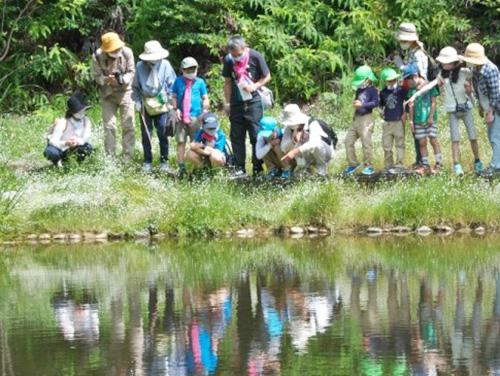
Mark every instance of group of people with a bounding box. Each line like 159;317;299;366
345;22;500;176
44;23;500;177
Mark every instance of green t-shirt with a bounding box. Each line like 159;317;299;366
408;86;439;124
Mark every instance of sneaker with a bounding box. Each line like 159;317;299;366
453;163;464;175
474;160;483;173
415;165;430;174
229;169;248;180
281;171;292;179
479;167;500;176
54;160;63;168
264;169;281;179
344;165;360;174
160;162;173;173
142;163;152;173
431;164;441;174
178;164;187;178
316;165;328;176
362;167;374;175
389;166;405;175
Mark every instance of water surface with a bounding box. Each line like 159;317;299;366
1;237;500;375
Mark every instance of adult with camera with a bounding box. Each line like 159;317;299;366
132;40;176;173
222;36;271;178
91;32;136;162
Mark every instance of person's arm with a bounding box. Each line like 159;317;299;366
409;103;415;133
131;65;141;106
427;96;437;126
361;88;379;110
298;122;324;156
200;80;209;114
486;67;500;125
165;62;177;96
121;48;135;85
245;73;271;93
255;136;271;160
405;78;439;106
213;132;226;153
91;51;106;86
48;119;67;149
280;126;294;153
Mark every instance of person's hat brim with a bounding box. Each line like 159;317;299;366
280;113;309;126
102;39;125;53
258;130;273;139
396;33;418;42
436;55;459;64
458;55;487;65
139;50;169;61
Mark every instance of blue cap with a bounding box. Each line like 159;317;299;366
401;63;420;79
258;116;277;139
203;112;218;130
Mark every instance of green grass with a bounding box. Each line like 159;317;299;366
1;93;500;237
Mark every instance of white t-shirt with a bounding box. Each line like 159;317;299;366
48;117;92;150
437;68;473;113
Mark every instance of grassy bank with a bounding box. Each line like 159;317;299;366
1;95;500;237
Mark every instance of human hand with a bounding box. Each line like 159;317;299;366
486;111;495;125
281;148;300;163
270;138;280;146
135;102;142;112
404;95;417;108
105;75;118;85
176;109;182;121
224;104;231;115
353;100;363;109
293;131;303;143
426;118;434;127
244;83;257;93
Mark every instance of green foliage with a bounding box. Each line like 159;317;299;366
1;0;497;112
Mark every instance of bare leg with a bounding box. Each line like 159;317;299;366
187;150;204;168
470;139;480;160
452;141;460;164
177;142;186;164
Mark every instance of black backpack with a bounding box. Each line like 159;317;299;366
308;118;338;149
423;49;440;82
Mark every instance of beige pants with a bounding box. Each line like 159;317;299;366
102;90;135;160
344;113;374;167
263;144;294;171
382;120;405;168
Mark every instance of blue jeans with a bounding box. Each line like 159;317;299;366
487;113;500;169
140;111;169;163
43;143;93;165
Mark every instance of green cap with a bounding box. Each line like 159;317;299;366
351;65;378;89
380;68;399;88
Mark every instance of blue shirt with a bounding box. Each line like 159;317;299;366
194;129;227;155
379;86;407;121
355;86;379;117
172;77;208;118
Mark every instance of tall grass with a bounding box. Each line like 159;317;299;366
1;93;500;237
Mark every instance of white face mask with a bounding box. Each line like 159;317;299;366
466;62;476;68
183;71;197;80
400;42;410;50
233;53;246;62
148;60;161;66
388;84;398;90
108;50;121;59
72;110;86;120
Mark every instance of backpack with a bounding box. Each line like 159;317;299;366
423;50;440;82
308;118;338;149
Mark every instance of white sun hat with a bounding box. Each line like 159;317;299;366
436;46;460;64
280;104;309;128
139;40;169;61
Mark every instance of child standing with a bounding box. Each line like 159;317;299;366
379;68;407;173
403;64;442;174
406;47;481;174
344;65;379;175
171;57;209;176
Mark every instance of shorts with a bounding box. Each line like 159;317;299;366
414;123;438;140
449;109;477;142
175;118;201;143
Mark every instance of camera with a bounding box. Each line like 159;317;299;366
114;71;125;85
455;103;468;116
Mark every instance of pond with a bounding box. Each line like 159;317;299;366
1;236;500;376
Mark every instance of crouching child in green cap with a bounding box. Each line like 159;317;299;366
187;113;227;169
344;65;379;175
379;68;407;173
255;116;294;179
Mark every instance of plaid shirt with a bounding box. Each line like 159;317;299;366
473;60;500;111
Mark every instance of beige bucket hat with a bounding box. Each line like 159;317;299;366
396;23;419;42
139;40;169;61
436;46;460;64
459;43;488;65
280;104;309;128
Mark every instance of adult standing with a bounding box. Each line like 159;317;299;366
91;32;135;161
394;22;429;168
460;43;500;174
222;36;271;178
132;40;176;173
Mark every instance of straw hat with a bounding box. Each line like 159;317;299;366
436;46;460;65
101;32;125;53
280;104;309;127
459;43;487;65
396;23;419;42
139;40;169;61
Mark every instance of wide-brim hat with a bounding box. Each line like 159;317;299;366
280;104;309;127
67;93;91;115
459;43;487;65
396;22;419;42
101;32;125;53
139;40;169;61
436;46;459;64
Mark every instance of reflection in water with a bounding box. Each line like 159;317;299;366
2;238;500;375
